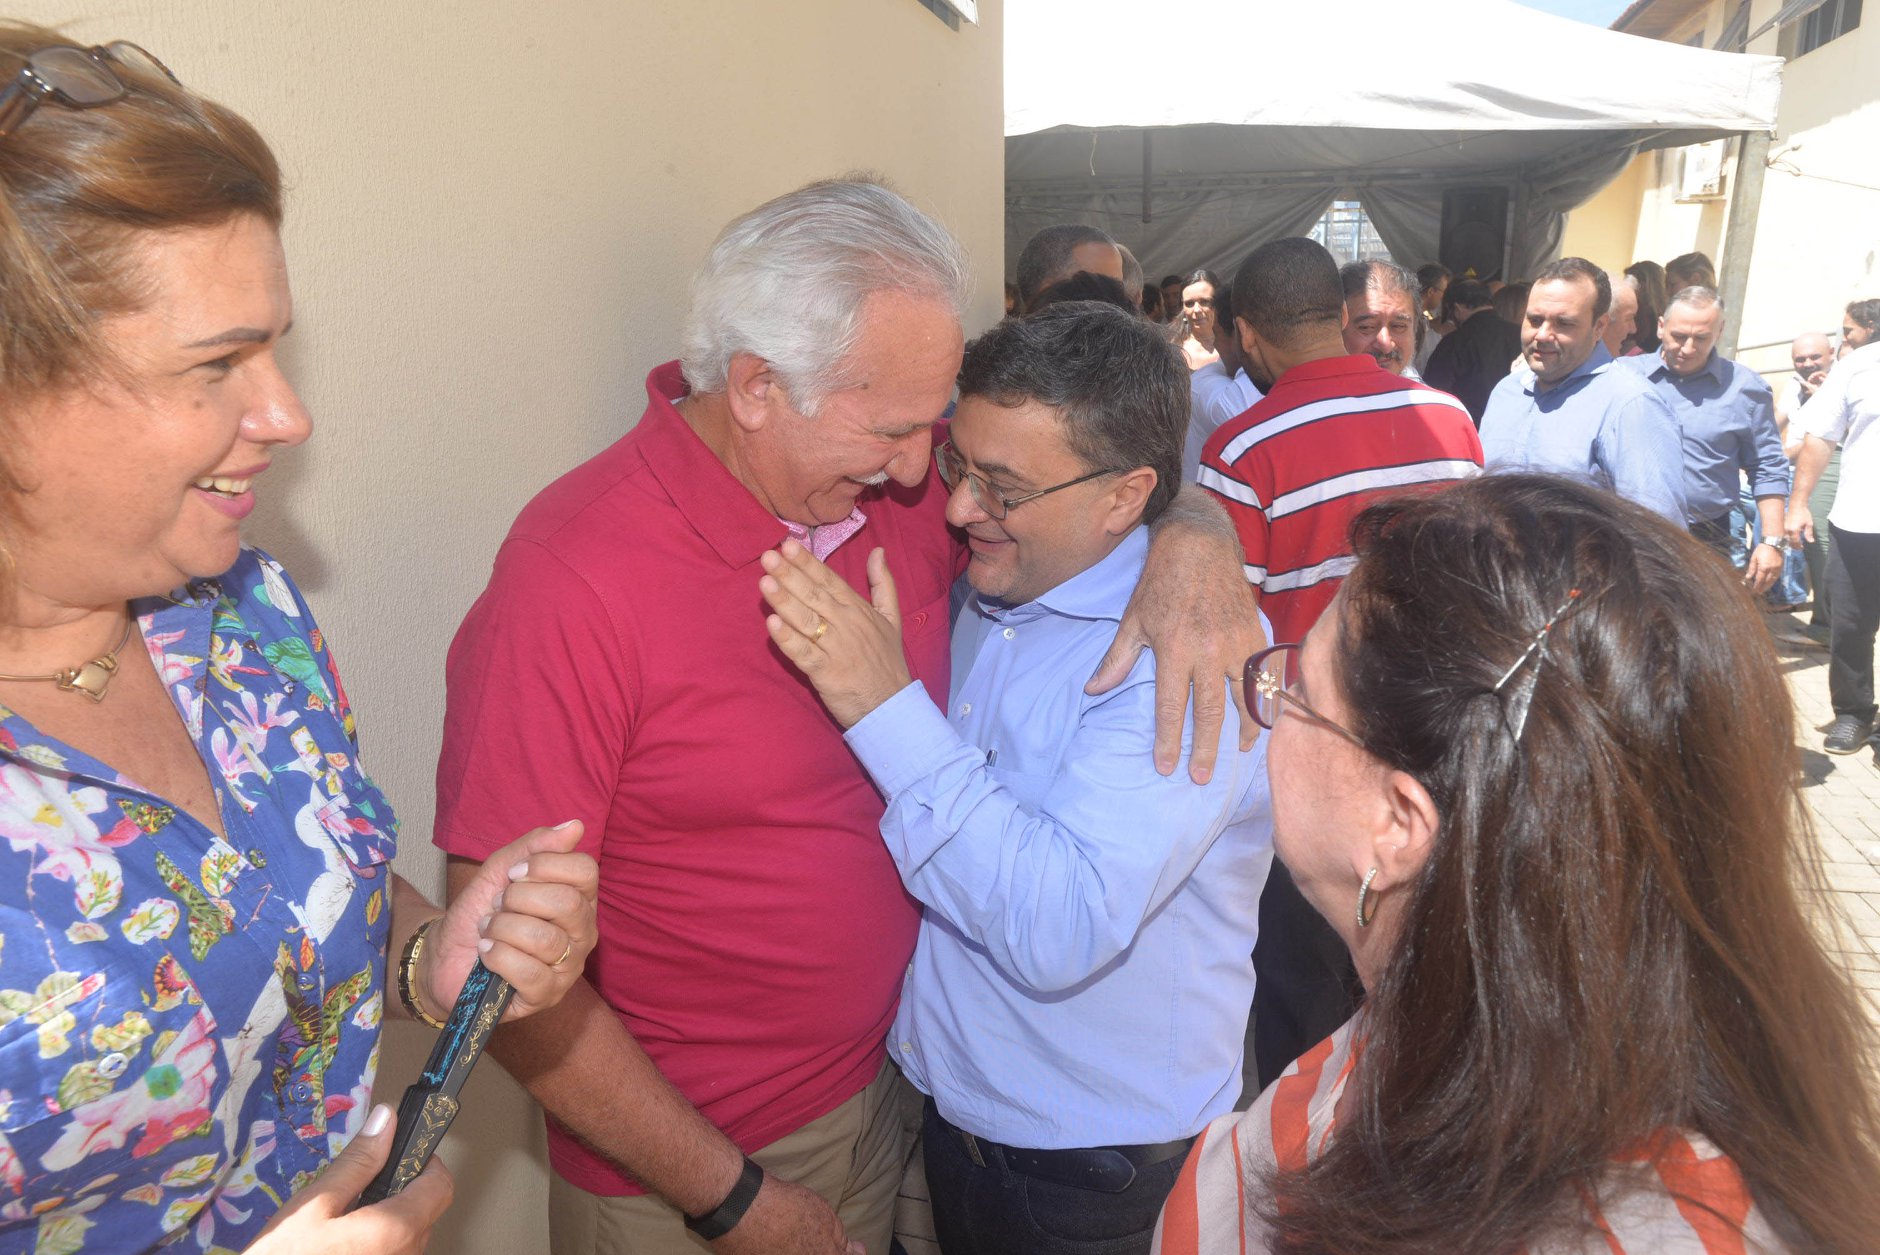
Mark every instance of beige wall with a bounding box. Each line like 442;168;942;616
13;1;1003;1250
1557;152;1646;276
1564;0;1880;374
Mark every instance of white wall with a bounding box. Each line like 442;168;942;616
13;2;1003;1249
1739;3;1880;366
1564;0;1880;374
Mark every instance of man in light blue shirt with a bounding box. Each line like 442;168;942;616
757;303;1272;1255
1479;258;1687;522
1622;286;1790;592
1186;280;1263;479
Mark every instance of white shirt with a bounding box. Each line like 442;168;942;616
1185;364;1263;481
1415;322;1442;374
1799;341;1880;533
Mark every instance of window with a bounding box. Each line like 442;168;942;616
1780;0;1862;56
1309;201;1392;266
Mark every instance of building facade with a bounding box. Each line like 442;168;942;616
1562;0;1877;372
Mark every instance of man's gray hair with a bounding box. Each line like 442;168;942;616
1666;284;1723;314
1340;259;1420;305
679;177;970;415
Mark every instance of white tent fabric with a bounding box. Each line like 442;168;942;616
1005;0;1782;281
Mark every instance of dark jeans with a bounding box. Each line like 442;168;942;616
1250;863;1361;1092
922;1105;1184;1255
1827;523;1880;726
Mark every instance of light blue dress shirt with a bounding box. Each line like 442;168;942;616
1185;363;1263;481
1479;342;1688;522
1621;349;1789;523
844;527;1274;1149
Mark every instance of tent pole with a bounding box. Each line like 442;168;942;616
1507;177;1531;281
1718;129;1770;359
1142;130;1153;224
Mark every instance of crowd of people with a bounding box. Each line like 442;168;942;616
1069;226;1876;761
0;20;1877;1255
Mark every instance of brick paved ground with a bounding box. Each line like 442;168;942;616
1778;611;1880;1027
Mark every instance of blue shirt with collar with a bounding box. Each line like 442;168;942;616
1479;342;1688;522
844;526;1274;1149
1621;348;1789;523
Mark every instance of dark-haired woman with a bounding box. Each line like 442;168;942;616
0;25;598;1253
1626;260;1667;354
1156;474;1880;1254
1176;269;1223;371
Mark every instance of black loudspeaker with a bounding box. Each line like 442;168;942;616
1439;188;1509;282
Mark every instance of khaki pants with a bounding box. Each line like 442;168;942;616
549;1060;922;1255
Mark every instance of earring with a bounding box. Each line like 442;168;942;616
1356;866;1380;929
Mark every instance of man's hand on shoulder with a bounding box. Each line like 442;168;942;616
715;1174;862;1255
1087;486;1264;784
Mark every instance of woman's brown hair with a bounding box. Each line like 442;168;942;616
1266;474;1880;1252
0;23;281;591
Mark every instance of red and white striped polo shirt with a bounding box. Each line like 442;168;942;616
1196;355;1482;645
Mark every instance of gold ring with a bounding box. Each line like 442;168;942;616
552;937;574;968
813;618;828;642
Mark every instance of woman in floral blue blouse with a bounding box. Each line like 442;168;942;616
0;24;600;1255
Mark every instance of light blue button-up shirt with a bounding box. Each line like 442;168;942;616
1621;349;1788;523
844;526;1273;1149
1479;342;1688;522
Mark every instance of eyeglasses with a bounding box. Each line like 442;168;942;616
935;440;1123;521
1243;642;1364;747
0;42;179;140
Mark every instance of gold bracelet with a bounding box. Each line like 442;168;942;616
397;917;448;1029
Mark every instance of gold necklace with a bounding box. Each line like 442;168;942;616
0;617;138;703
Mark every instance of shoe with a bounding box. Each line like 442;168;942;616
1825;715;1876;755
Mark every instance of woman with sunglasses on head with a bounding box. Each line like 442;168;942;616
1155;473;1880;1254
0;24;599;1254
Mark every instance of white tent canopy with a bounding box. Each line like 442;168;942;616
1005;0;1783;282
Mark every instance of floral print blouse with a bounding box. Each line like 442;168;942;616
0;549;396;1254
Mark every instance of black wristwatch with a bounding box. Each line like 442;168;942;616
684;1156;765;1240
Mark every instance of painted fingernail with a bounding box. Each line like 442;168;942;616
491;893;504;912
478;938;494;953
478;915;492;933
364;1104;392;1137
508;861;530;881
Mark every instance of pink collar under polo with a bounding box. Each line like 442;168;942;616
780;508;868;561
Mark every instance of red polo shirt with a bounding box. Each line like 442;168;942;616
434;362;962;1194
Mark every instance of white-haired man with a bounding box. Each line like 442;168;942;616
434;179;1261;1255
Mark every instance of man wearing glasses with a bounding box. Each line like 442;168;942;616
432;183;1263;1255
757;302;1273;1255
